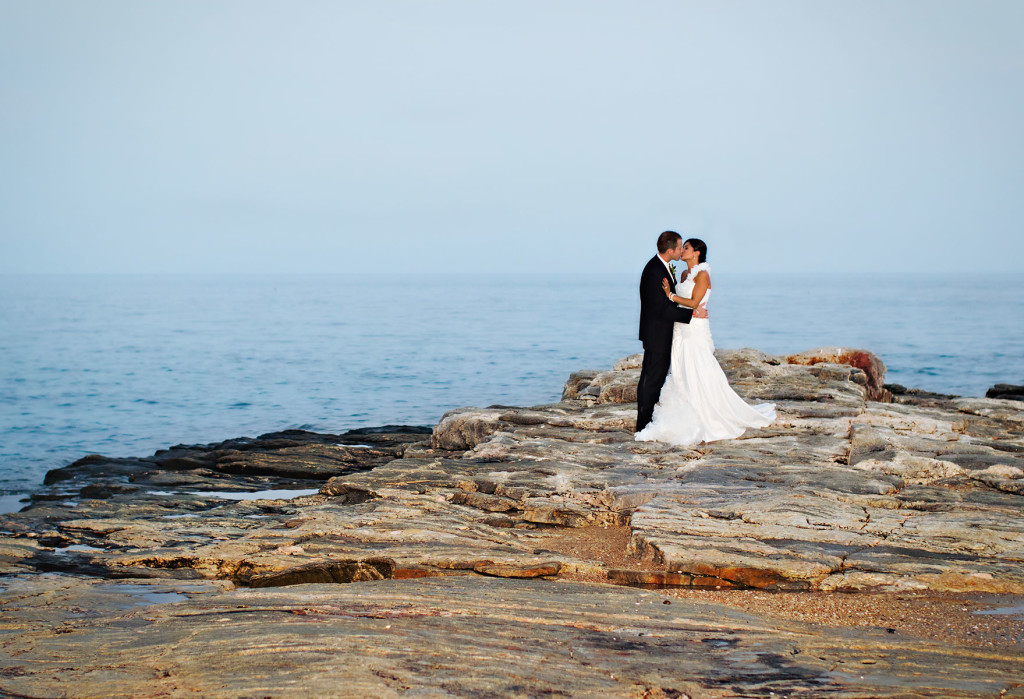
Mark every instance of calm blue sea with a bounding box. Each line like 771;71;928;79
2;273;1022;508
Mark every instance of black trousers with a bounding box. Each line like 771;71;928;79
636;347;671;432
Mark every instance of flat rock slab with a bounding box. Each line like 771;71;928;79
2;347;1024;696
1;575;1021;698
3;348;1024;595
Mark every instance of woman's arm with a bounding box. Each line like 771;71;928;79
663;271;709;308
646;267;693;324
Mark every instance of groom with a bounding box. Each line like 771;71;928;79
636;231;698;433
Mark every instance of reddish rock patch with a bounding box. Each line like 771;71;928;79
786;347;891;401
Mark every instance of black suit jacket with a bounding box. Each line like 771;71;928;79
638;255;693;351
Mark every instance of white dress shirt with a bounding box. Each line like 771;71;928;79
657;254;674;281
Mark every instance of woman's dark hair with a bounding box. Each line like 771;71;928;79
684;238;707;264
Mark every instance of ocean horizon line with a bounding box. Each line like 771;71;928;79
4;270;1024;279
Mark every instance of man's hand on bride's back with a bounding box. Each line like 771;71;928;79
693;307;709;319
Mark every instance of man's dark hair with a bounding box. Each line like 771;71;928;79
657;230;682;253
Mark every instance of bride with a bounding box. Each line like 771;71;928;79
634;238;775;446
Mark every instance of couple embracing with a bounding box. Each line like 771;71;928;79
635;231;775;446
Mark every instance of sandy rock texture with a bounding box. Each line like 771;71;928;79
2;346;1023;697
2;575;1022;698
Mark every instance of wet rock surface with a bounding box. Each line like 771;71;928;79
2;347;1023;697
988;383;1024;402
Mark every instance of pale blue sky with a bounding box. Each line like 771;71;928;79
1;1;1021;273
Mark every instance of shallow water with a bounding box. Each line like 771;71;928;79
974;603;1024;617
90;583;189;608
175;489;320;501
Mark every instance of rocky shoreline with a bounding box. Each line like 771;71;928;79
2;347;1023;697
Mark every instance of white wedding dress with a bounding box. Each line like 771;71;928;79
635;262;775;446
